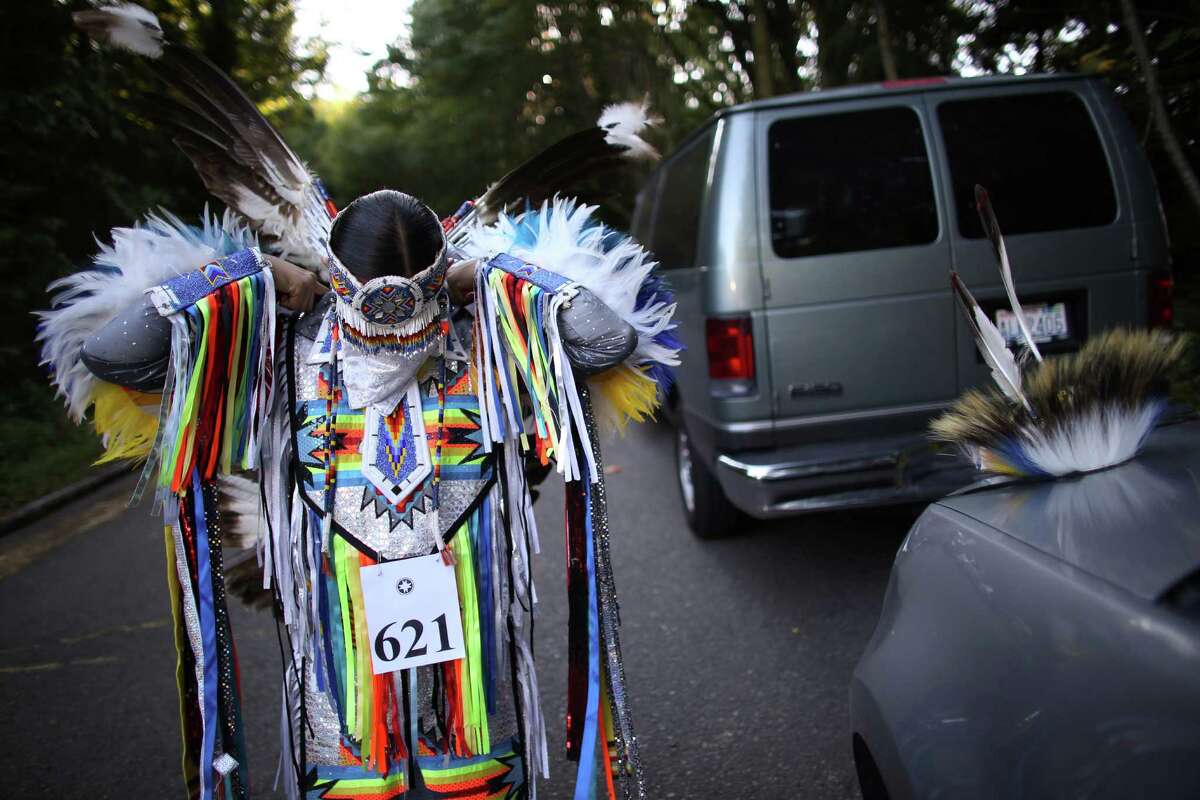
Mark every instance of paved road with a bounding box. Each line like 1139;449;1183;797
0;421;918;798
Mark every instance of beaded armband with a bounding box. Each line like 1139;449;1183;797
148;248;267;316
485;252;576;295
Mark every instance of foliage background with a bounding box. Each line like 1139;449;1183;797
1;0;1198;512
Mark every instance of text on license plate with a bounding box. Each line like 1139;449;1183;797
994;302;1069;346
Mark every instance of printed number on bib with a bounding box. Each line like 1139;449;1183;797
360;553;466;674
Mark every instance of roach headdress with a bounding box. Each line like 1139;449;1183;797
932;186;1185;478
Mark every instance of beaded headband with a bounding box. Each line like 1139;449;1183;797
325;207;449;338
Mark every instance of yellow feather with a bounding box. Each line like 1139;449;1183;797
588;363;660;435
90;382;161;464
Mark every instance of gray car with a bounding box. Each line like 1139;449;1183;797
632;74;1172;537
850;417;1200;800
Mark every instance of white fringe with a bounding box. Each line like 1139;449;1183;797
334;294;440;339
501;445;549;787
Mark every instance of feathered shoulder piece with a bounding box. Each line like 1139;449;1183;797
37;209;256;462
461;198;680;480
931;186;1185;478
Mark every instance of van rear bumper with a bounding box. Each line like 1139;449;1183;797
714;432;976;517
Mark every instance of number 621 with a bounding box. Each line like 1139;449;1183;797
374;613;453;662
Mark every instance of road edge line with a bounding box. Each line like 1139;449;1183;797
0;463;133;536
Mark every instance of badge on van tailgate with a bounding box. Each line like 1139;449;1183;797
790;381;844;398
995;302;1069;345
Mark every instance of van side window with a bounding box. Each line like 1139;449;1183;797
650;129;714;269
938;91;1117;238
768;106;938;259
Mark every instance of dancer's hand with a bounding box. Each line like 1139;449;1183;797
446;258;479;306
268;255;329;312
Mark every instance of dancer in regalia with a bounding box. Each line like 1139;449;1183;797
39;5;679;799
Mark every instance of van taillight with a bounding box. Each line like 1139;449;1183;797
706;317;755;380
1150;270;1174;328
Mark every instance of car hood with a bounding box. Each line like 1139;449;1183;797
937;418;1200;600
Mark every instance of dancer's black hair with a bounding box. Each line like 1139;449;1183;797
329;190;444;282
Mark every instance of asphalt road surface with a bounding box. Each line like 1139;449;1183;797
0;421;917;798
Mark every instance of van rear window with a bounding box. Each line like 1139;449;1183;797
768;106;938;258
938;91;1117;238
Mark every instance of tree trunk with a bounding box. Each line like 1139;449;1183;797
1120;0;1200;220
873;0;898;81
750;0;777;98
204;0;239;77
811;0;849;88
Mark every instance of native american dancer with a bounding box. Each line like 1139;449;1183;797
39;5;679;799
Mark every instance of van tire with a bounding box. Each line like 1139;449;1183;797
675;424;742;538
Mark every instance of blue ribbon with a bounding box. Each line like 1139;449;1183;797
192;472;220;800
573;485;603;800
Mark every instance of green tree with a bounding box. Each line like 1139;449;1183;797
306;1;693;220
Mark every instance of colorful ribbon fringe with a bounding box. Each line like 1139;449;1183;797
473;261;645;800
473;256;596;484
152;257;277;799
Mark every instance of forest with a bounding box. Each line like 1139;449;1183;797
2;0;1198;512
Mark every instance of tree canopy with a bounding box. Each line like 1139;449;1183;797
4;0;1199;387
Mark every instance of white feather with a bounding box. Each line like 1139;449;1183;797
75;3;163;58
229;180;330;276
954;273;1028;410
993;230;1043;363
973;305;1027;407
36;208;256;421
992;400;1165;477
218;473;264;550
598;100;660;160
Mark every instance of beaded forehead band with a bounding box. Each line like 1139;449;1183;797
325;209;450;338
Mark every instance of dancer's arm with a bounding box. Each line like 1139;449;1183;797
81;250;324;389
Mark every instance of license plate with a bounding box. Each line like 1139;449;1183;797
994;302;1069;346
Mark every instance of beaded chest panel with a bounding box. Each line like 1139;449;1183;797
292;311;492;560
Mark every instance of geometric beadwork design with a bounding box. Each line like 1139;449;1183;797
358;280;421;326
360;383;432;507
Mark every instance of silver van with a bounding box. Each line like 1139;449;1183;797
632;74;1172;537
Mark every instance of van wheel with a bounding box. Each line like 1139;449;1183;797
675;425;741;538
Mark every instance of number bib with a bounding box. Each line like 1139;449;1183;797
359;554;466;674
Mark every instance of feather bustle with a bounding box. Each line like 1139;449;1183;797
75;5;332;272
468;104;659;227
460;198;680;432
